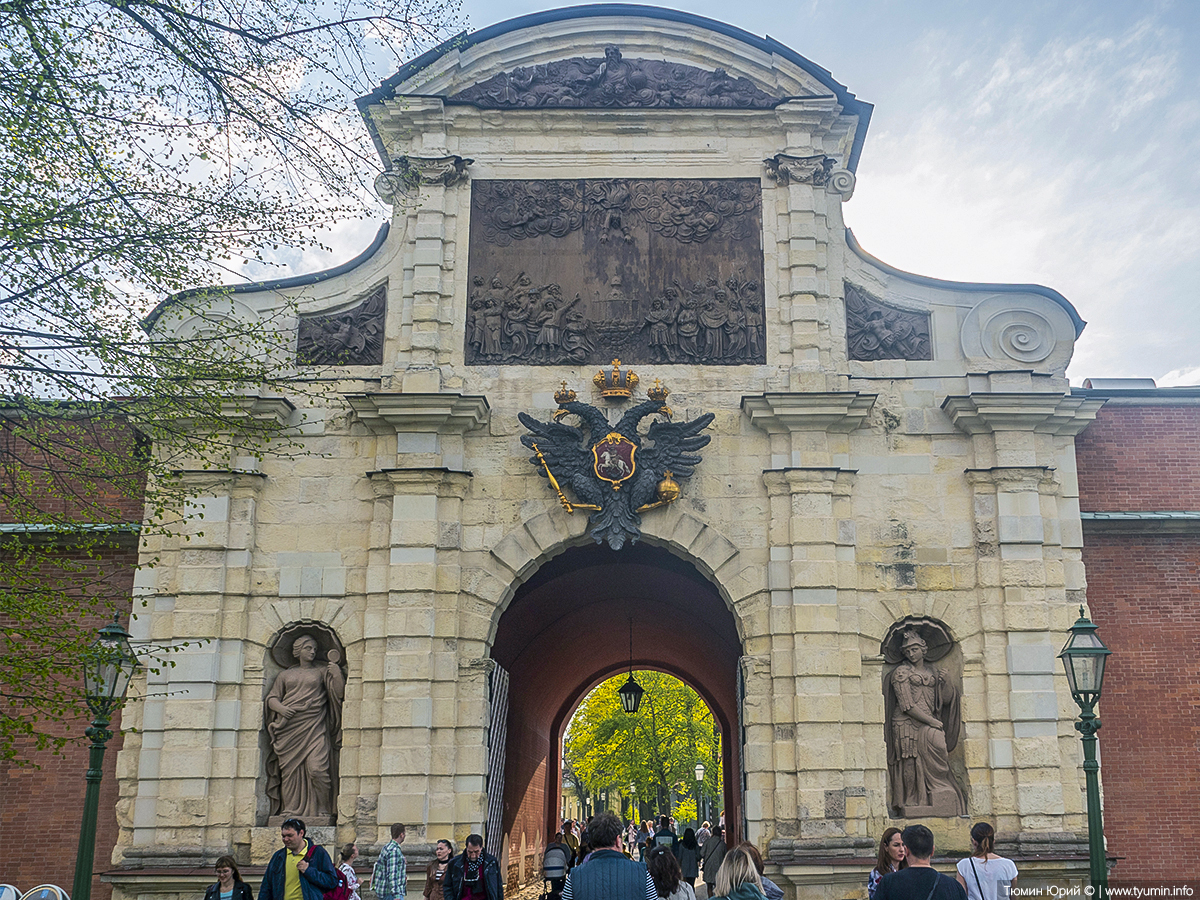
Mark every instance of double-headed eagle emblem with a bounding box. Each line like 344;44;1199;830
519;389;714;550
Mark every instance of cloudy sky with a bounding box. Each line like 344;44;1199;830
297;0;1200;385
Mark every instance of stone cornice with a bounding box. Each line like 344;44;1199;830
347;392;490;434
941;393;1103;436
741;392;876;434
163;392;295;429
166;469;268;497
367;467;473;498
762;467;857;496
964;466;1057;491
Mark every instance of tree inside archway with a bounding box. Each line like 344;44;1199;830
563;671;722;826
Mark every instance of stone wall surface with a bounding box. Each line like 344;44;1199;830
100;10;1106;900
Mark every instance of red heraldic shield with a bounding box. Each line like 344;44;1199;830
593;433;637;489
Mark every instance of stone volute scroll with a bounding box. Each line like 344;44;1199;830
263;622;347;824
881;618;968;817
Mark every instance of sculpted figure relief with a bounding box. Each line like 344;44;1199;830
265;632;346;820
448;45;784;110
296;283;386;366
845;282;932;361
884;627;967;817
466;178;764;365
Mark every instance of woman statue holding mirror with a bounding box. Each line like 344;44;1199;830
265;633;346;818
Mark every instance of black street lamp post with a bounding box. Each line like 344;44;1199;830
694;762;706;825
73;617;139;900
1058;606;1112;899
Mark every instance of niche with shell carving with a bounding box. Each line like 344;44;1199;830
258;621;346;825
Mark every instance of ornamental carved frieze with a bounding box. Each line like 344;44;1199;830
448;45;784;110
844;282;932;362
466;179;765;366
297;283;386;366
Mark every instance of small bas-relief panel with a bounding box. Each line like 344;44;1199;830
466;179;766;366
296;282;386;366
845;282;932;362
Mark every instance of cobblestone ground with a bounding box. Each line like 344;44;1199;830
510;879;712;899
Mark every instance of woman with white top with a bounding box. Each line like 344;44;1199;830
339;843;363;900
956;823;1017;900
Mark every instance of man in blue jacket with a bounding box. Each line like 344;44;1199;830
561;813;655;900
260;817;339;900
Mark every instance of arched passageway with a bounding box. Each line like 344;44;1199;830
489;541;743;874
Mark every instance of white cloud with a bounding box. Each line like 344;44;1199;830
1157;365;1200;387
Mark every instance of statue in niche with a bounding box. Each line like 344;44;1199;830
883;624;967;817
265;629;346;820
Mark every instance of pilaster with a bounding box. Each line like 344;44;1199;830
123;469;267;863
944;384;1103;832
760;468;861;840
363;465;474;837
371;99;472;388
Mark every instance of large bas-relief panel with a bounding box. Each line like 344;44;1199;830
465;178;765;365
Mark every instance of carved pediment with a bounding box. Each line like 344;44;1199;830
297;283;386;366
844;282;932;362
447;45;785;110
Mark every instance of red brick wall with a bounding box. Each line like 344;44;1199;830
1079;534;1200;884
2;416;143;898
1;712;127;899
501;712;547;893
1075;404;1200;511
0;546;137;900
1076;399;1200;885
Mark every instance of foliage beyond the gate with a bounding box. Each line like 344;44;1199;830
564;671;722;821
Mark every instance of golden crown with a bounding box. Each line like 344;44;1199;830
554;381;577;405
594;359;639;399
647;379;670;403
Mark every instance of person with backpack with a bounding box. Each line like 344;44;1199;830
954;823;1017;900
259;818;339;900
700;825;726;898
338;844;362;900
443;834;504;900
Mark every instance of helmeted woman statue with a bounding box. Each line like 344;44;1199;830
885;628;967;816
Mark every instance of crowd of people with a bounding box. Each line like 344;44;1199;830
542;812;783;900
202;814;1016;900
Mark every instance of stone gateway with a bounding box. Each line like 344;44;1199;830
109;7;1109;900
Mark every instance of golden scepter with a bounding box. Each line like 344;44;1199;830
531;443;600;513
